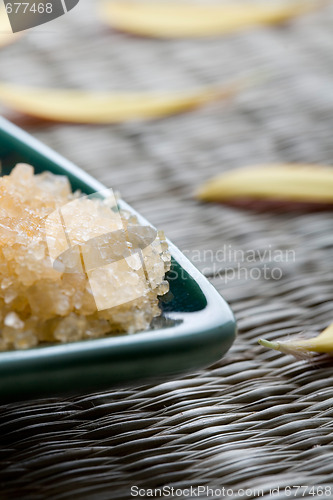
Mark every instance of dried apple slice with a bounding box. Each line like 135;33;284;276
197;165;333;205
98;0;325;38
0;82;239;123
0;8;21;48
259;323;333;358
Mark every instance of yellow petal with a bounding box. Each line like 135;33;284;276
0;8;21;48
197;164;333;204
98;0;324;38
0;82;239;123
259;323;333;356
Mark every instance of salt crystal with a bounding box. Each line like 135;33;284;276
10;163;34;182
4;288;18;304
4;312;24;329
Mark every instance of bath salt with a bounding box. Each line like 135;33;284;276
0;164;171;350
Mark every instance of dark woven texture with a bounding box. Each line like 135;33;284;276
1;1;333;498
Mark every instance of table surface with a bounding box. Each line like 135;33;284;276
1;1;333;498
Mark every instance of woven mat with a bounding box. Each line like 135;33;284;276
1;1;333;498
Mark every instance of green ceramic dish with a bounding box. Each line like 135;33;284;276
0;117;236;401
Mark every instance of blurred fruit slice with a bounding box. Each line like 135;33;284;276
259;323;333;358
0;82;239;124
98;0;324;38
197;164;333;206
0;7;21;48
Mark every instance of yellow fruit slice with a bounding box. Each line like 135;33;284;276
0;8;21;48
98;0;324;38
197;165;333;204
259;323;333;357
0;82;239;123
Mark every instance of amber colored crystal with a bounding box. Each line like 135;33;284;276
0;164;171;350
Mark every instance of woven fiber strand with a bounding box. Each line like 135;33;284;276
1;0;333;498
